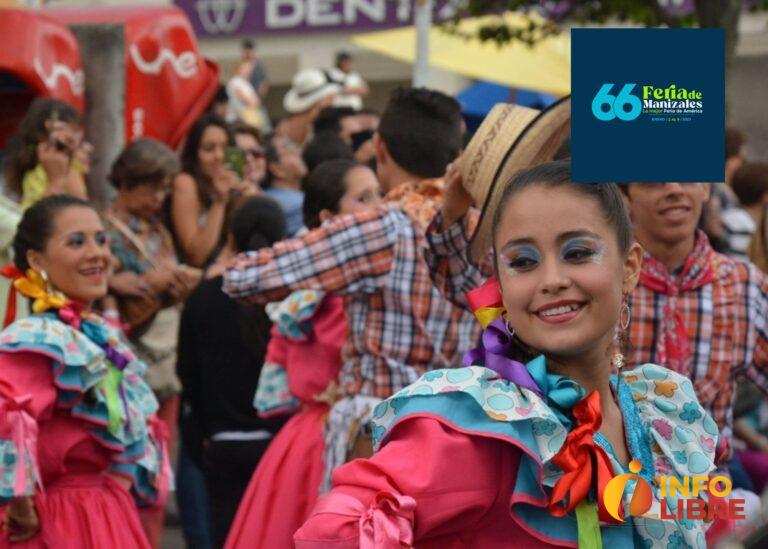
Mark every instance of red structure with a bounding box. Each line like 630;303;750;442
0;7;84;149
48;5;220;148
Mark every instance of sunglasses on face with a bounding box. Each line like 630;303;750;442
244;147;266;159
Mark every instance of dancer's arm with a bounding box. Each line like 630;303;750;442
224;207;400;304
295;416;513;547
425;163;492;309
0;352;56;540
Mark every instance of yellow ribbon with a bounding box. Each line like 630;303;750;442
12;269;68;314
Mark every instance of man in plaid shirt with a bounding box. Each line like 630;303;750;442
224;88;479;401
427;177;768;464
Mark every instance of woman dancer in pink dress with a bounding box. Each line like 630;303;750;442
0;195;169;548
225;159;380;548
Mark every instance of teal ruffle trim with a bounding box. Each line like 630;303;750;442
0;314;166;506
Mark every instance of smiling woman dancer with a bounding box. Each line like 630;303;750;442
295;160;720;548
0;196;169;548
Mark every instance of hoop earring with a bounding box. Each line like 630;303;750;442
619;302;631;331
504;317;515;339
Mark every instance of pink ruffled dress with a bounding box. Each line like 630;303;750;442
225;291;346;549
0;311;170;548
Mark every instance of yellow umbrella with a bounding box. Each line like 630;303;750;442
353;12;571;96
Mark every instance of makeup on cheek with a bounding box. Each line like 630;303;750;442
500;244;541;275
561;238;607;264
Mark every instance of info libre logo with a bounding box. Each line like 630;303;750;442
602;460;746;521
591;83;704;122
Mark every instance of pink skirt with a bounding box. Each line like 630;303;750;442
226;405;327;549
0;474;150;549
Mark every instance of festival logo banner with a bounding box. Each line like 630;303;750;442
571;29;724;183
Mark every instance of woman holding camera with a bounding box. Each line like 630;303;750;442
167;113;251;268
3;98;91;209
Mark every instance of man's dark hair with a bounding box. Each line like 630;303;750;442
313;107;357;135
732;162;768;206
242;39;255;50
377;87;463;178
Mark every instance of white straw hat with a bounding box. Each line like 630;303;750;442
283;68;343;114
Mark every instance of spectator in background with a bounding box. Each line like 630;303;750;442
178;196;287;548
226;60;264;130
276;68;341;149
331;51;369;111
209;85;229;120
167;113;244;267
726;127;747;187
232;122;268;192
301;131;354;174
263;136;308;236
313;106;361;145
242;39;268;101
722;162;768;263
3;98;91;208
103;138;202;548
732;163;768;273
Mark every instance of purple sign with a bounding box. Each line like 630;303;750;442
175;0;453;38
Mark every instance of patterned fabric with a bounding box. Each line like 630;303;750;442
638;230;717;373
105;210;177;275
383;178;444;229
371;359;717;549
426;214;768;462
253;362;301;417
0;314;169;506
224;188;479;400
631;233;768;459
265;290;325;340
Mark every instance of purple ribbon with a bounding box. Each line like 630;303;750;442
463;318;542;397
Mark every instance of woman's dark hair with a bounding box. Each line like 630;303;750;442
13;195;96;271
229;195;287;253
303;159;362;229
109;138;180;190
490;160;633;262
3;98;83;198
302;131;354;174
230;121;264;145
179;112;234;207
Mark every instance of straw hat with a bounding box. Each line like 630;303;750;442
462;95;571;263
283;68;343;114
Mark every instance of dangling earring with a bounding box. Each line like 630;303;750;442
40;270;53;296
504;317;515;339
613;301;631;370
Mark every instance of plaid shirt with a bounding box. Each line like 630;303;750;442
629;239;768;457
223;181;479;399
426;214;768;460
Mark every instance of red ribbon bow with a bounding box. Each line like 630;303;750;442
548;391;620;524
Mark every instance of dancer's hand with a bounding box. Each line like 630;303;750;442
3;496;40;542
441;157;473;230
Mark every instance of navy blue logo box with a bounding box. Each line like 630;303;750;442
571;28;725;183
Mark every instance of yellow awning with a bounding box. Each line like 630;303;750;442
353;12;571;96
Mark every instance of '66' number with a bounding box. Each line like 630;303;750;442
591;84;642;121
